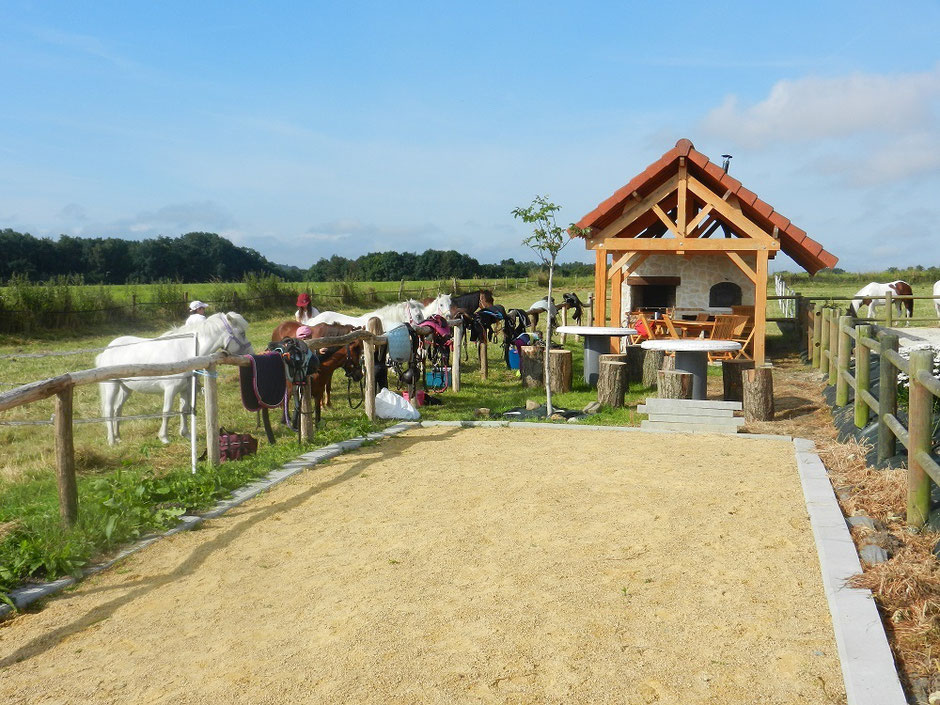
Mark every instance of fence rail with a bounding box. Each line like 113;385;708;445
0;327;393;529
805;304;940;527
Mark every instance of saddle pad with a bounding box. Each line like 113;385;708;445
239;352;287;411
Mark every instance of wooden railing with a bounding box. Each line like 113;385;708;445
806;304;940;526
0;328;392;529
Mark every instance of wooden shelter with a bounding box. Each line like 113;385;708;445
573;138;838;365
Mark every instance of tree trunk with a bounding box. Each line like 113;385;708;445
548;349;572;393
544;260;555;414
597;361;628;408
657;370;693;399
642;349;665;388
520;345;544;388
743;365;775;422
624;344;645;385
721;359;755;402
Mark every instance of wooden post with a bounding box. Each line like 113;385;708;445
877;333;899;464
132;293;137;317
451;323;463;392
560;306;568;344
853;325;872;428
399;279;405;301
811;306;822;368
657;370;693;399
609;266;622;353
753;250;768;365
548;349;572;393
835;316;852;406
743;365;775;422
721;359;755;402
365;317;382;422
794;294;805;353
642;349;665;388
907;349;934;527
598;360;628;407
624;344;645;386
587;294;594;330
828;309;840;386
478;339;489;379
884;290;893;328
819;308;831;373
520;345;543;388
205;363;220;466
594;250;607;327
54;386;78;528
299;378;314;443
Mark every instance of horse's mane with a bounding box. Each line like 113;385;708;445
164;312;249;337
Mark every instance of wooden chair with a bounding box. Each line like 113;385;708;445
659;314;682;339
730;306;755;360
708;314;748;361
630;311;658;343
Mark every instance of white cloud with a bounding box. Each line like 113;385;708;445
701;66;940;147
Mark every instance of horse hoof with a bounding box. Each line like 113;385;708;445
160;437;170;445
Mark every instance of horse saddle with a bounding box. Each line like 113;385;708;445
418;315;451;341
239;352;287;411
268;337;320;385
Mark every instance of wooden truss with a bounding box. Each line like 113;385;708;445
590;158;780;364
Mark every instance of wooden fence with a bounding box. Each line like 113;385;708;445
0;318;485;530
805;304;940;527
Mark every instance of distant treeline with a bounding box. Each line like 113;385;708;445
0;229;593;284
778;265;940;285
0;229;296;284
307;250;592;281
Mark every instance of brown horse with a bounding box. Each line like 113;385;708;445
269;320;365;421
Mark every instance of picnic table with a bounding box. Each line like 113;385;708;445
556;325;637;386
641;339;741;399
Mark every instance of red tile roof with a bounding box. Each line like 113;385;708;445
575;139;838;274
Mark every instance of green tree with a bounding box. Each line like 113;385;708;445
512;195;590;415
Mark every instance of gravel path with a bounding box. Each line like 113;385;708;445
0;427;845;704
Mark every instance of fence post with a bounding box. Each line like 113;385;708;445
233;291;239;310
819;308;831;373
811;306;822;368
54;385;78;528
205;363;220;466
451;323;463;392
877;333;899;464
478;338;488;379
836;316;852;406
399;279;405;301
854;324;871;428
828;308;840;386
795;294;806;353
299;379;314;443
364;318;382;422
132;293;137;317
907;349;934;527
884;290;893;328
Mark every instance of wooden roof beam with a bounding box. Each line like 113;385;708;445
687;176;779;248
593;238;772;251
590;175;679;243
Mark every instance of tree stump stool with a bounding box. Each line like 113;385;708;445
642;349;666;388
598;360;628;408
519;345;544;388
657;370;693;399
548;349;572;393
743;365;775;421
624;344;645;385
722;359;755;402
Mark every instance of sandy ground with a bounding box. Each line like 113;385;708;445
0;427;845;705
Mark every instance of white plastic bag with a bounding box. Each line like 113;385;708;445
374;388;420;420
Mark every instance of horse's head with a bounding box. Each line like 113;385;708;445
479;289;495;309
343;341;365;382
433;294;452;317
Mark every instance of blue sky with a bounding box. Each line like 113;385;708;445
1;1;938;272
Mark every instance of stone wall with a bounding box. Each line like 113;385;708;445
619;254;755;324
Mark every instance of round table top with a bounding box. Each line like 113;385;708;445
641;339;742;352
555;326;637;336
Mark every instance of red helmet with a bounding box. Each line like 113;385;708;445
296;293;311;307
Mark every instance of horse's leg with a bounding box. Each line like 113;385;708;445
323;369;336;409
112;384;130;443
261;408;276;444
178;387;192;438
100;382;119;445
158;386;176;444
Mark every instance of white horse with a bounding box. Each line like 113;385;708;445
934;280;940;318
96;312;254;445
308;294;452;331
848;281;914;320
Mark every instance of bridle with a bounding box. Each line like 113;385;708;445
219;315;253;355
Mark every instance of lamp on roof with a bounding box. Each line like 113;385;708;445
721;154;733;173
